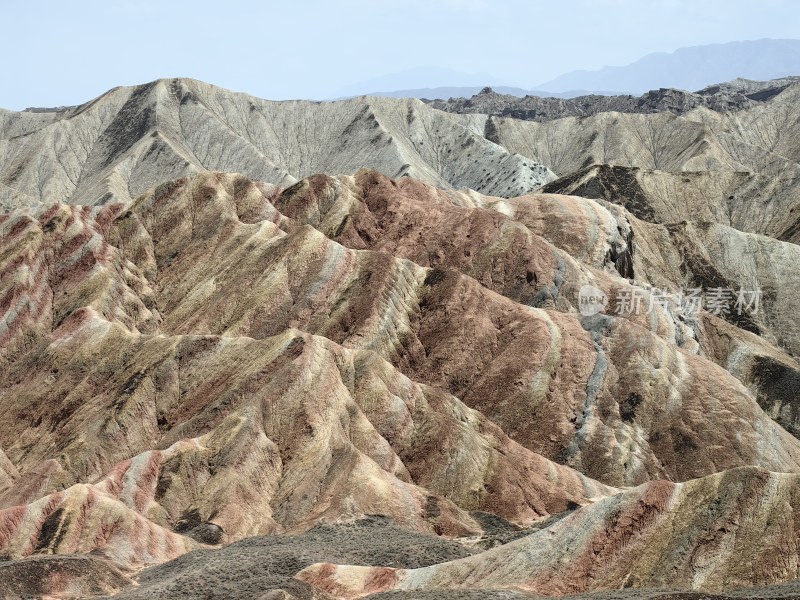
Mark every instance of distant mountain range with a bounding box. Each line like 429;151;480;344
333;66;508;98
338;39;800;100
534;38;800;94
426;76;800;121
338;86;620;100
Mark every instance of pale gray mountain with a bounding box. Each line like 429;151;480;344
3;76;800;250
0;78;554;210
535;39;800;94
437;78;800;249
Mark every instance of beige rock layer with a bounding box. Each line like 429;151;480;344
297;467;800;596
0;78;554;210
0;170;798;595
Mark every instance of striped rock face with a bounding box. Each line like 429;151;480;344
0;170;799;597
0;78;555;212
297;467;800;597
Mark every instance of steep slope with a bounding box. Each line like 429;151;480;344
6;76;800;254
541;164;800;244
430;81;800;252
264;170;800;404
4;172;798;494
627;218;800;356
3;174;638;575
465;109;756;175
0;79;554;210
691;81;800;166
298;467;800;597
1;170;799;598
696;313;800;440
114;173;800;486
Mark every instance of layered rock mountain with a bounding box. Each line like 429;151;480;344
0;78;554;212
299;467;800;597
1;76;799;600
541;164;800;243
429;80;800;261
4;76;800;250
0;167;799;599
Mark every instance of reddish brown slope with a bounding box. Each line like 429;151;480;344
105;172;800;486
0;196;619;567
0;170;798;590
298;467;800;597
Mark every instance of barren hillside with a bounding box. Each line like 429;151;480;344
0;78;554;211
0;78;799;600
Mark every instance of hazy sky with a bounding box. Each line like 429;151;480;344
2;0;799;109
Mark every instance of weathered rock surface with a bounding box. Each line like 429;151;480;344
542;164;800;245
459;93;800;179
0;555;134;600
625;217;800;357
433;81;800;255
104;516;470;600
268;169;800;416
103;173;800;486
0;78;554;211
0;159;798;599
6;174;662;578
426;78;800;122
297;467;800;597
